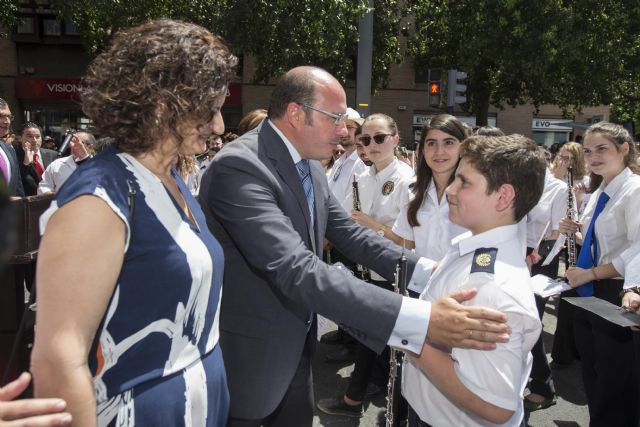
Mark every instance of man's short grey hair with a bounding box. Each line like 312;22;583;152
268;68;319;125
0;98;8;109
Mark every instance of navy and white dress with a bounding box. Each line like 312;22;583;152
40;144;229;426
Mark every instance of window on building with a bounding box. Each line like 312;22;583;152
64;20;80;36
16;16;35;34
532;131;570;147
42;18;61;36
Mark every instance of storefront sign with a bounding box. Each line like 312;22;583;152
15;78;243;105
15;77;83;100
413;114;496;127
531;119;573;131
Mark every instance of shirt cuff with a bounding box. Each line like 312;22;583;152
388;297;430;354
407;257;436;294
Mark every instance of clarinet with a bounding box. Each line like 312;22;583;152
352;177;370;281
386;253;408;427
566;166;577;267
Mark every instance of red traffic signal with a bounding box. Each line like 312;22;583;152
429;81;441;94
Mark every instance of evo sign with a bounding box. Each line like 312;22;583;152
532;119;573;131
15;77;83;100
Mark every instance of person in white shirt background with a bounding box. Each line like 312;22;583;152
389;113;469;296
523;158;568;411
327;107;367;211
37;131;95;194
318;113;415;417
559;121;640;427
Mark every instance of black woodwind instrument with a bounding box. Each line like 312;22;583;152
386;253;408;427
352;176;370;281
566;166;577;267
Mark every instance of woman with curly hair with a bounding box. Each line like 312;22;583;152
31;19;236;426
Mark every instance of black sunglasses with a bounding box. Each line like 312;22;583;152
358;134;392;146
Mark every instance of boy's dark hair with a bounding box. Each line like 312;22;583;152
460;134;546;222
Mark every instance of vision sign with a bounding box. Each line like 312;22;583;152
15;77;83;100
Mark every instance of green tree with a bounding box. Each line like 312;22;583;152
407;0;635;126
0;0;18;36
41;0;405;91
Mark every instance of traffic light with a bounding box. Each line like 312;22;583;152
428;69;442;107
446;69;467;107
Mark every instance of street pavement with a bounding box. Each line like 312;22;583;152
312;294;590;426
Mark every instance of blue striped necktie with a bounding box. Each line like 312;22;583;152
296;159;315;226
575;191;610;297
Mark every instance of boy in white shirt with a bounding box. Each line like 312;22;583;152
403;134;546;426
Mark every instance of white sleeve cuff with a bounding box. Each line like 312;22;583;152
388;297;430;354
407;257;436;294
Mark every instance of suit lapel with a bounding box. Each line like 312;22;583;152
260;123;317;252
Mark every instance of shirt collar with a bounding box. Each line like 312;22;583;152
602;166;632;198
373;158;400;180
454;223;520;256
268;119;302;164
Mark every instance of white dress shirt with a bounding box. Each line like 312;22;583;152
37;155;78;194
327;150;367;212
393;178;467;293
526;169;568;248
402;224;541;427
345;158;415;280
579;167;640;276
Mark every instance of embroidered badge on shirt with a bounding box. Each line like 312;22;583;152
471;247;498;274
382;180;394;195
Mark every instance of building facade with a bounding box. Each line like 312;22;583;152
1;3;609;147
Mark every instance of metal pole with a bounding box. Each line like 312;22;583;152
356;1;373;118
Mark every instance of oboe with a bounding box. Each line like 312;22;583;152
566;166;577;267
352;177;370;280
386;253;408;427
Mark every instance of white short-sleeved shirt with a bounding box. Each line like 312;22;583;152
402;224;541;427
345;158;414;280
328;150;367;212
526;169;568;247
37;155;77;194
392;178;467;292
578;167;640;276
619;241;640;288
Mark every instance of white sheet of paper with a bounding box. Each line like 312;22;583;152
531;274;572;297
542;234;566;266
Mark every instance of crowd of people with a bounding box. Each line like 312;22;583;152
1;17;640;427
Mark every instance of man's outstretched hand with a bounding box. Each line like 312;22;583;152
427;288;510;351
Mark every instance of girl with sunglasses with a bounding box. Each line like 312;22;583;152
388;114;469;295
318;113;414;416
559;121;640;426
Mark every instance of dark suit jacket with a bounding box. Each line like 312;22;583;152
199;121;418;419
0;142;25;197
16;147;57;196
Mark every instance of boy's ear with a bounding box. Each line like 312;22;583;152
495;183;516;214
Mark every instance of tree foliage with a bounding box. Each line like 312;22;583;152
33;0;404;91
407;0;638;126
0;0;18;36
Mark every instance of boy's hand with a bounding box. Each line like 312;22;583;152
426;288;510;351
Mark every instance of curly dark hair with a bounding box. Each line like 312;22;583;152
81;19;237;155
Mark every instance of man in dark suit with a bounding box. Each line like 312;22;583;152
16;122;57;196
200;66;510;426
0;98;25;197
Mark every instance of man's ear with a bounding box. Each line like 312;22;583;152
495;183;516;214
285;102;303;128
